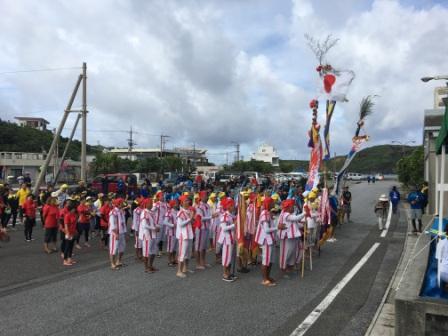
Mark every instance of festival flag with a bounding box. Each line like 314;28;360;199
305;100;323;191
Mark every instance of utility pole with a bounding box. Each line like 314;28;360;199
160;134;170;159
127;126;137;160
54;113;82;184
231;141;240;163
34;70;83;196
81;62;87;182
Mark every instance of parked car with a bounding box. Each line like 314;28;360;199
91;173;138;194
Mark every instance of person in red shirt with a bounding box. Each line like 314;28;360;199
58;200;71;258
42;196;60;254
75;197;92;249
63;204;78;266
22;194;37;242
99;197;112;249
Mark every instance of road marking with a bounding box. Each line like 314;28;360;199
290;242;381;336
380;201;393;238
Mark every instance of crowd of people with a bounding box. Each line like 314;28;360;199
0;176;412;286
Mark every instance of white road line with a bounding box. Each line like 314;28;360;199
290;242;381;336
380;201;393;238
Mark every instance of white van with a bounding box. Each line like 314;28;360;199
346;173;365;181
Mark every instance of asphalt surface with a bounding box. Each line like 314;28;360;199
0;181;406;336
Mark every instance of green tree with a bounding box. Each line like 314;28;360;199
397;147;424;187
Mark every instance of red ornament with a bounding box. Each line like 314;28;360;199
323;74;336;93
316;65;322;72
309;99;318;109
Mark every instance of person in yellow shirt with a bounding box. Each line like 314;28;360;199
16;183;30;224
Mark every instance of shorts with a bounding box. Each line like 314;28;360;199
279;238;298;270
109;234;126;256
134;233;142;249
44;227;58;243
194;228;209;252
221;243;233;267
261;243;274;266
409;208;422;220
343;203;351;214
166;236;177;253
142;239;157;257
178;239;192;262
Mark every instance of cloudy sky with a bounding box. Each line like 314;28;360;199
1;0;447;163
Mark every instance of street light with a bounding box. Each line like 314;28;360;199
421;75;448;82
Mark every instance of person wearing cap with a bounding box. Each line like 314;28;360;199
75;197;92;249
163;199;178;266
108;198;127;269
140;198;159;273
152;191;167;257
255;197;277;286
42;196;60;253
194;190;214;270
175;195;194;278
341;186;352;223
218;197;237;282
277;199;305;277
132;197;144;260
374;194;390;231
16;183;31;224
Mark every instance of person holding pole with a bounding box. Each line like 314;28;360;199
255;197;277;287
176;195;194;278
219;197;237;282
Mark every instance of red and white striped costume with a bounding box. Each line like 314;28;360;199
218;211;235;267
152;201;167;243
132;206;143;249
108;207;126;256
140;208;157;257
194;201;212;252
176;207;194;262
277;211;304;270
255;209;276;266
214;204;225;254
163;208;177;253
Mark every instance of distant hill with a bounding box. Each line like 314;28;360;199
280;144;418;174
0;119;102;160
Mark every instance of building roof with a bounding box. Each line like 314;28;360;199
15;117;50;124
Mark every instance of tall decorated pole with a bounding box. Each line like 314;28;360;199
333;96;375;196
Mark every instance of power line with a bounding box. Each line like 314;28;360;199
0;66;81;75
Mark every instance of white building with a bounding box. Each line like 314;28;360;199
251;144;279;167
15;117;49;131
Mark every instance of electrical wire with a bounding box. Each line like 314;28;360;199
0;66;81;75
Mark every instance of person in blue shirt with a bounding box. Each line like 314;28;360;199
407;187;426;233
389;186;401;214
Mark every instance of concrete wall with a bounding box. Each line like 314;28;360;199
395;215;448;335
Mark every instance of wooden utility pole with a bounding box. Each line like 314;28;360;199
81;62;87;182
54;113;81;183
33;72;83;196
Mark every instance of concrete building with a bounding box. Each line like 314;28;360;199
15;117;49;131
0;151;81;184
109;147;208;165
251;144;279;167
424;87;448;214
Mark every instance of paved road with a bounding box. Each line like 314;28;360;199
0;181;406;336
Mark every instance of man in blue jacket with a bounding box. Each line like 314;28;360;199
407;187;426;233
